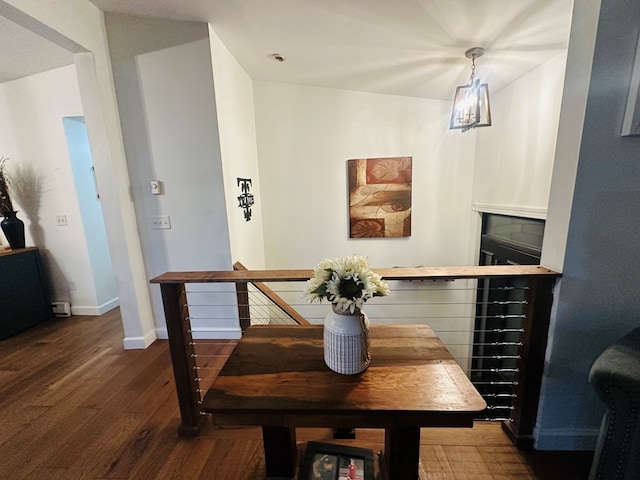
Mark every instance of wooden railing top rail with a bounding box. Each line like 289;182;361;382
150;265;560;284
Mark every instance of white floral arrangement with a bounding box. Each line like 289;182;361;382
304;254;390;313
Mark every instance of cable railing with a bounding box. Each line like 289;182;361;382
151;263;559;447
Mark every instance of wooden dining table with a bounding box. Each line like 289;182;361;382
202;324;486;479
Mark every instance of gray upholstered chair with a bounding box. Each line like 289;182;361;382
588;327;640;479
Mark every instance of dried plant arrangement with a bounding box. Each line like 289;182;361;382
0;157;15;214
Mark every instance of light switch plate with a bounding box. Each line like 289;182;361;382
151;215;171;229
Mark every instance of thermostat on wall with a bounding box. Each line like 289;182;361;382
150;180;162;194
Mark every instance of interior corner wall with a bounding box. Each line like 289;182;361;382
472;51;569;217
535;0;640;450
253;82;478;270
0;65;100;311
209;26;266;270
105;15;238;339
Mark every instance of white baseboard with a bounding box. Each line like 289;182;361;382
534;427;600;450
69;297;120;316
123;329;158;349
156;326;242;340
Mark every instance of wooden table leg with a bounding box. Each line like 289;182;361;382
385;427;421;479
262;426;297;479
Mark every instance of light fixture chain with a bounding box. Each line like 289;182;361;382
469;55;476;83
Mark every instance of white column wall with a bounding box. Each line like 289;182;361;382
136;40;236;338
104;15;236;339
209;26;266;269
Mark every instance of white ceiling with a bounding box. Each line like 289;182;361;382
2;0;574;100
0;15;73;84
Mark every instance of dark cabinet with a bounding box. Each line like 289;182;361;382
0;247;54;340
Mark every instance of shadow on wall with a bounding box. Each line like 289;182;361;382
10;163;71;302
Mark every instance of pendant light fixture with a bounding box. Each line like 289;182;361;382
450;47;492;132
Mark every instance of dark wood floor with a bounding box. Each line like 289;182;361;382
0;310;594;479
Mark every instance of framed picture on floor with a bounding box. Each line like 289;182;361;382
299;441;374;480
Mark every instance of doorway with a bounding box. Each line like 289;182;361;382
62;116;118;311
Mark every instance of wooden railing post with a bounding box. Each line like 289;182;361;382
236;281;251;332
233;262;252;332
160;283;206;436
503;276;556;448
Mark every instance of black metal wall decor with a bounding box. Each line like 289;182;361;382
237;177;254;221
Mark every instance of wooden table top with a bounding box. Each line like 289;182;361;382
203;324;486;428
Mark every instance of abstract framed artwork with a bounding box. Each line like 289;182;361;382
347;156;412;238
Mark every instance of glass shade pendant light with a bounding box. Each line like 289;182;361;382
450;47;492;132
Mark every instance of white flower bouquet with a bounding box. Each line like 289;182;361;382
304;255;389;313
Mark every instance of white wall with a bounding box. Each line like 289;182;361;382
254;82;478;270
137;40;236;338
473;52;569;218
105;15;237;339
251;71;570;368
542;0;601;272
0;65;115;313
209;27;266;270
253;83;480;367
